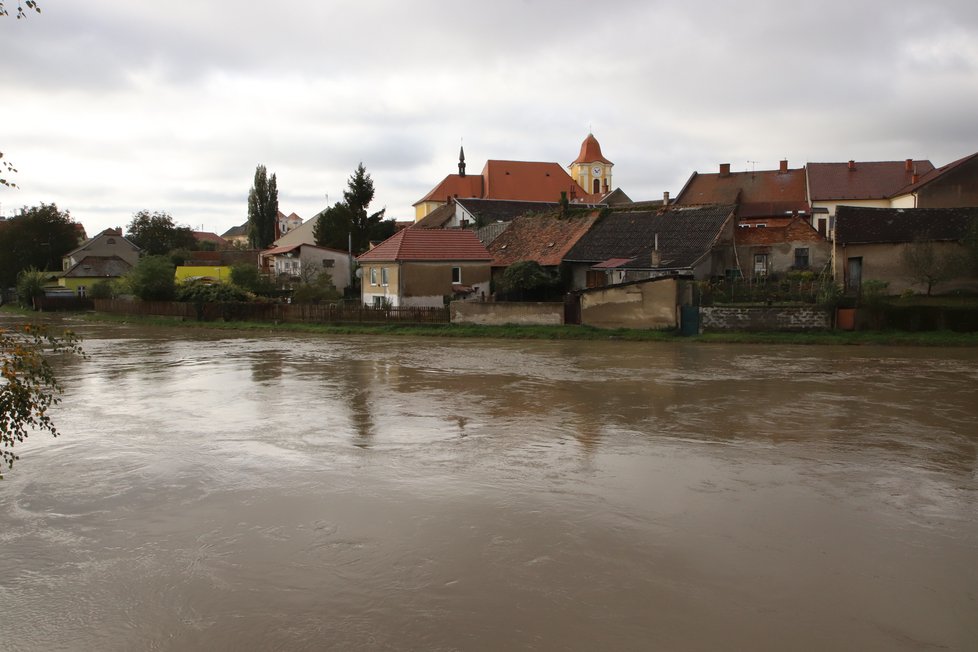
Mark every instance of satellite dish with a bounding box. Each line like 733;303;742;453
355;268;363;278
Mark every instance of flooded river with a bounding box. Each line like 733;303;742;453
1;318;976;651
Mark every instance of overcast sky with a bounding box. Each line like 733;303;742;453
3;0;977;236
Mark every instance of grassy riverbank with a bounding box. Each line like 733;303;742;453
73;310;978;346
5;306;978;346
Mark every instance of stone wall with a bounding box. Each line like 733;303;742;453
700;306;831;332
451;301;564;326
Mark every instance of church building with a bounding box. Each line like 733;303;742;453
413;133;617;221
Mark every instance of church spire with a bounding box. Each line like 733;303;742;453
458;145;466;177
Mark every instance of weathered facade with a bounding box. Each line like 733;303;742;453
834;206;978;294
734;217;831;277
579;277;680;330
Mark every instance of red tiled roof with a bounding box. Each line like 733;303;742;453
488;211;600;267
570;133;612;165
735;218;825;245
806;160;934;200
675;167;809;218
483;160;595;202
415;160;598;206
415;173;485;205
357;229;491;262
891;151;978;195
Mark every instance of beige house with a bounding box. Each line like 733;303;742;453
357;229;491;307
260;243;352;291
834;206;977;295
62;228;140;270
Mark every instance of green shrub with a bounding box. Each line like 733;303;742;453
175;280;251;303
89;279;114;299
16;268;48;307
125;255;176;301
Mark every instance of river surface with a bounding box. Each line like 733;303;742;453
1;318;976;651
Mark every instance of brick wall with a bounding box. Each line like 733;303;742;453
700;306;831;332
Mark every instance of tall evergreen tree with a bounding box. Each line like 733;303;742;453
247;165;278;249
314;163;389;254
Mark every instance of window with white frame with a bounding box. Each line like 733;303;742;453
451;266;461;284
370;268;377;286
381;267;389;286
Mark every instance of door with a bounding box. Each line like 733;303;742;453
847;257;862;292
564;293;581;325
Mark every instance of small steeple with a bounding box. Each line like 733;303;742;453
458;145;466;177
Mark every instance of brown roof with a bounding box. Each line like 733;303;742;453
735;217;825;246
892;152;978;195
193;231;228;246
806;160;934;200
675;166;809;218
488;211;600;268
357;229;491;262
62;255;132;278
414;202;456;228
835;206;978;245
570;133;612;165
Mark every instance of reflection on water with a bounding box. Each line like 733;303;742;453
1;317;977;651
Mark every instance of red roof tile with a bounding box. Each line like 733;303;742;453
415;160;598;207
570;133;612;165
735;218;825;245
675;166;809;218
488;211;600;267
806;160;934;200
357;229;491;262
415;173;485;205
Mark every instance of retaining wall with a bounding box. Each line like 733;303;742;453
451;301;563;326
700;306;831;332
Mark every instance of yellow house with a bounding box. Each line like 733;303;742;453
59;256;133;296
174;266;232;284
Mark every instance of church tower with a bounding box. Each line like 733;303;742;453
569;133;613;197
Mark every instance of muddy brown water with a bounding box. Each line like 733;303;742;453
1;319;976;651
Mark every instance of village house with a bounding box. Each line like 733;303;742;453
59;228;141;296
260;243;352;291
357;229;491;307
486;210;600;289
562;205;737;289
734;216;831;279
834;206;978;295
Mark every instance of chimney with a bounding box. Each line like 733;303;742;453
651;234;661;267
779;159;788;174
905;158;913;172
848;160;856;171
912;173;919;184
719;163;731;177
663;191;670;206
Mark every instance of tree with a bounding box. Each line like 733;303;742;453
314;163;388;254
247;165;278;249
0;203;80;287
901;239;956;296
1;322;82;479
0;1;40;19
1;151;18;188
498;260;558;300
124;255;176;301
15;267;47;307
126;210;196;256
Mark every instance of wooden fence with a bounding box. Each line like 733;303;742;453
93;299;450;325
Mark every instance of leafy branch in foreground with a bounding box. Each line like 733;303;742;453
1;323;83;478
0;1;40;19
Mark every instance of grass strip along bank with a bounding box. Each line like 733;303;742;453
68;310;978;346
